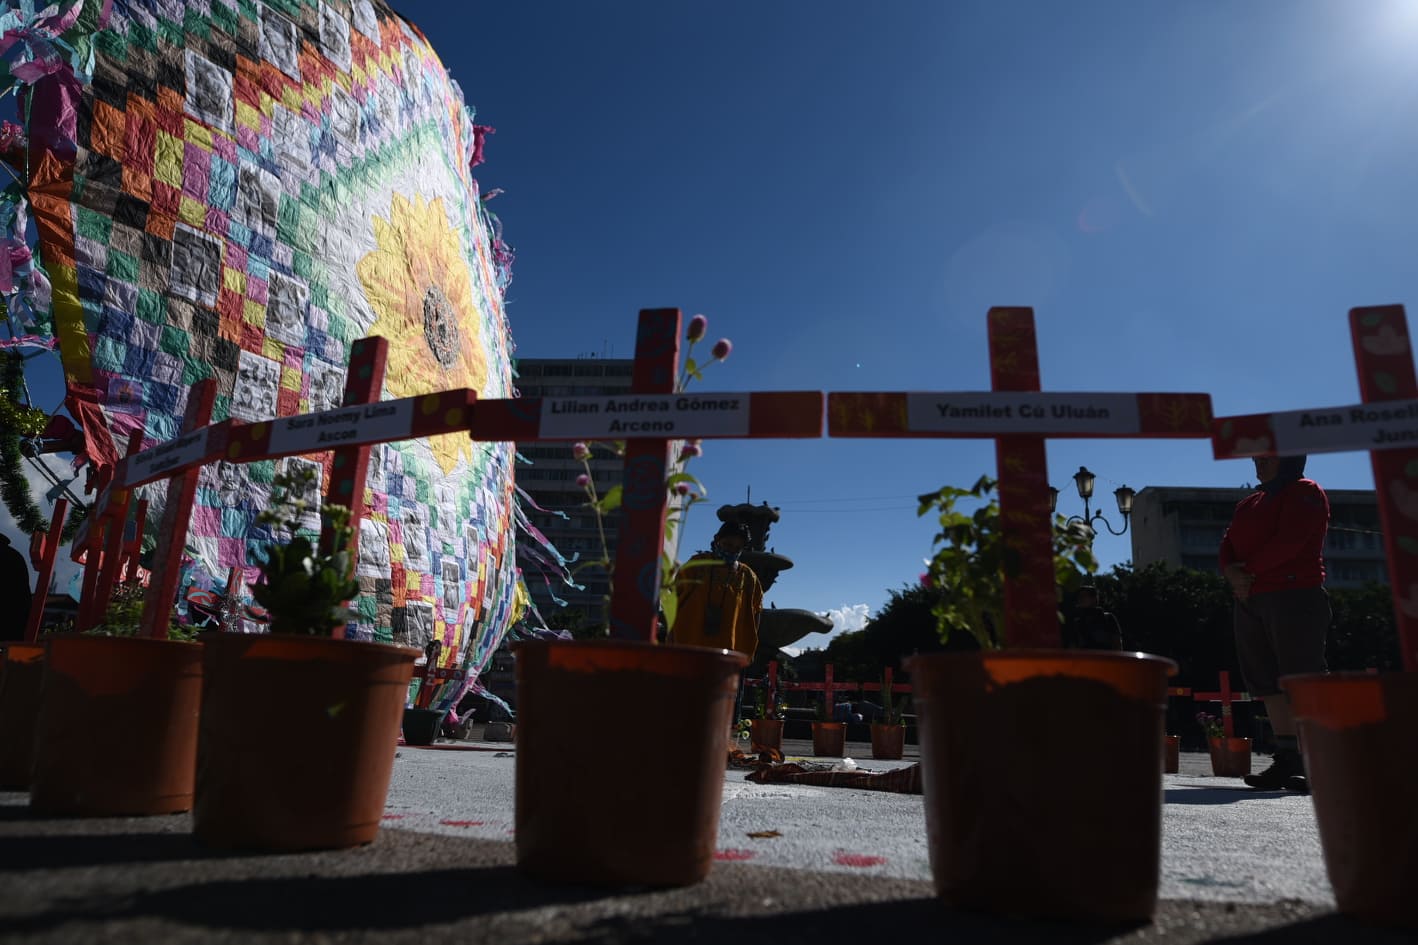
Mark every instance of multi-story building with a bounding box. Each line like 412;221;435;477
1129;486;1387;589
514;356;635;629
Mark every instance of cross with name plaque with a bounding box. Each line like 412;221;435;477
466;308;824;641
830;307;1213;648
88;310;823;646
1211;304;1418;672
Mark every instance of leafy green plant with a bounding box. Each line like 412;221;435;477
752;686;783;721
251;465;358;636
1196;712;1225;740
918;474;1097;649
54;579;197;641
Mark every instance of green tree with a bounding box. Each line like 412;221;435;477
919;475;1096;648
1327;583;1401;672
1085;563;1402;685
820;628;875;683
1086;562;1236;690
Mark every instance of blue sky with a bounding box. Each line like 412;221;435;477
404;0;1418;643
9;1;1418;643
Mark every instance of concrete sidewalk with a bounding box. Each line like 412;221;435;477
1;740;1411;944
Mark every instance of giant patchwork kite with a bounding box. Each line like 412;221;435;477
2;0;540;693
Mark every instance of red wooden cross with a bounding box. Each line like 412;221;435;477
122;498;149;584
744;659;781;699
830;307;1213;647
1193;670;1251;738
117;344;473;636
319;336;388;610
779;663;861;710
414;661;467;710
107;312;821;646
467;308;823;642
858;666;913;700
1212;305;1418;672
138;378;217;638
22;496;68;642
76;430;144;631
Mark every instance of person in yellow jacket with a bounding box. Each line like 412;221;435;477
671;522;762;661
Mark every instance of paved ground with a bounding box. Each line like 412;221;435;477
1;734;1412;944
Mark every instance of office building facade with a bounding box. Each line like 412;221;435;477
1129;486;1387;589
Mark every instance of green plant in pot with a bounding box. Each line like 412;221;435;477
746;686;784;754
193;465;420;852
755;687;784;721
869;671;907;760
917;475;1097;650
57;579;199;641
910;474;1177;921
809;694;844;757
251;466;359;636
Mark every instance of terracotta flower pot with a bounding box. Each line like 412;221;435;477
31;636;203;816
0;644;45;789
1282;671;1418;928
193;633;418;851
811;721;845;757
870;722;905;760
749;718;782;753
514;639;746;887
1164;735;1180;774
401;706;447;746
1207;736;1252;777
910;649;1175;922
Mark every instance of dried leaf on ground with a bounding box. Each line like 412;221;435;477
747;829;782;839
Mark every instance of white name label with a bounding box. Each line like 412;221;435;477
538;393;752;438
905;393;1141;434
1267;399;1418;455
268;399;415;456
123;429;210;486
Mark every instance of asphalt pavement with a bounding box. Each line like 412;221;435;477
1;732;1412;944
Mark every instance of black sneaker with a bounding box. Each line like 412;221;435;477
1244;748;1303;790
1283;775;1310;794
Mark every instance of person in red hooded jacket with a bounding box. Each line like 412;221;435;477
1219;454;1330;792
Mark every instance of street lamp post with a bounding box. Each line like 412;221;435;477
1048;466;1135;538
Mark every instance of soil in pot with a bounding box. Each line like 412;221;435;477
914;652;1170;922
0;644;45;789
31;636;203;816
515;640;745;887
1285;672;1418;928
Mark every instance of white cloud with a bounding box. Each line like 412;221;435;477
780;602;871;657
826;603;871;636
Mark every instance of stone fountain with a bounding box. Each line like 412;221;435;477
715;501;832;658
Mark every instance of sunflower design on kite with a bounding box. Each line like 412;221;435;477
358;193;489;473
